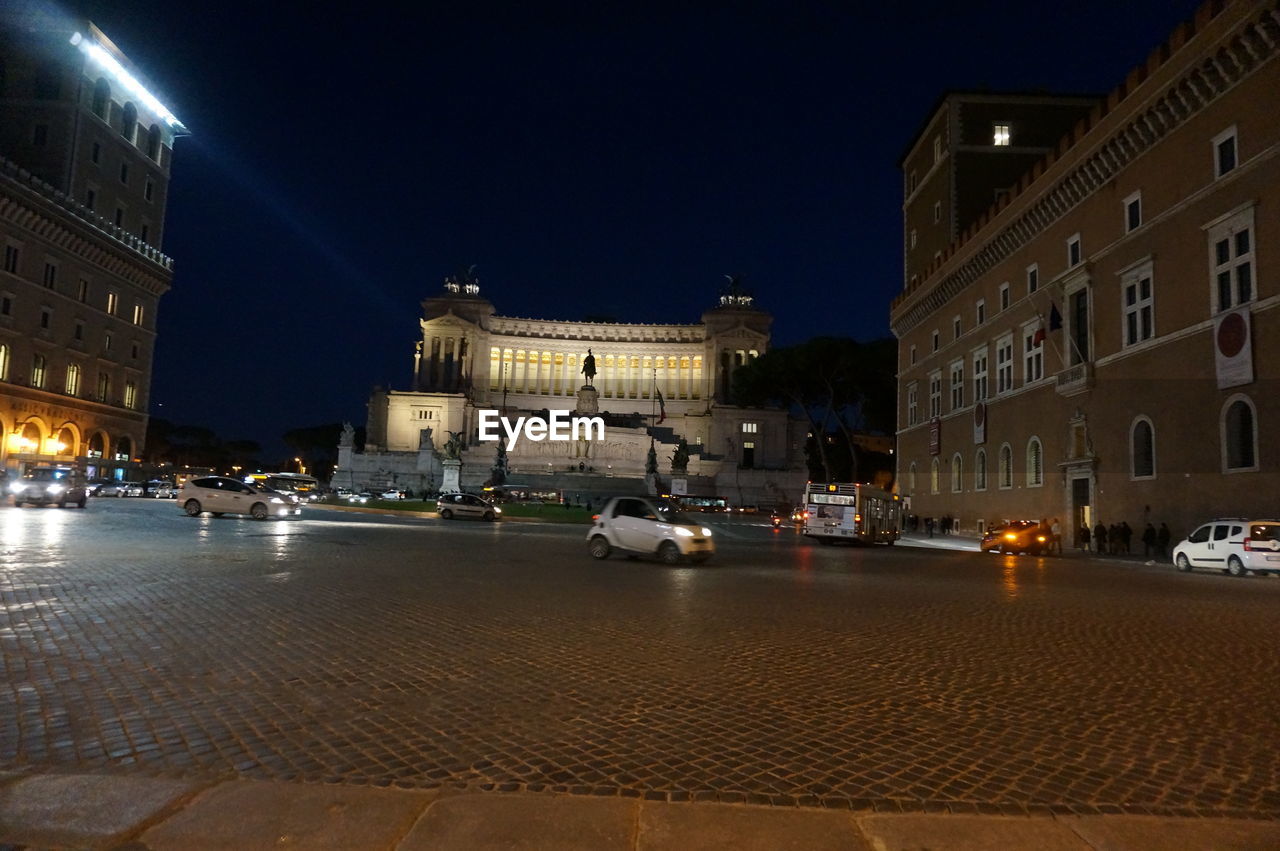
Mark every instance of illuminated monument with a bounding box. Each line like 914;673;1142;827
0;13;187;478
339;272;809;505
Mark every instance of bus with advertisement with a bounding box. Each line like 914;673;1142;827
803;482;902;545
245;472;322;502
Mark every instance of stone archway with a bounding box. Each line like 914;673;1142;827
53;422;81;458
115;435;134;462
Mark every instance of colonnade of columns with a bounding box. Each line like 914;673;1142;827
416;335;470;392
486;347;705;402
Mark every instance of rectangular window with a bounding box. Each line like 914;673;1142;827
97;372;110;401
65;363;81;396
107;291;118;315
124;380;138;410
0;343;8;380
114;207;124;228
120;162;129;184
1026;264;1039;294
86;188;96;211
104;332;112;352
1208;207;1254;314
741;422;758;433
907;382;918;427
933;201;941;223
909;344;917;366
91;141;102;164
78;278;89;302
1067;234;1081;267
131;341;139;360
40;308;51;329
132;303;144;326
31;353;47;388
953;315;961;340
933;136;942;163
999;282;1010;311
1122;264;1155;347
1023;323;1044;383
140;225;149;244
972;348;989;403
1213;126;1237;177
996;335;1014;393
1068;288;1090;365
144;179;154;202
1124;191;1142;233
43;262;57;288
3;244;18;274
928;371;942;419
993;123;1010;146
950;360;964;411
975;299;986;326
931;330;939;352
910;228;917;249
74;320;84;341
2;294;12;315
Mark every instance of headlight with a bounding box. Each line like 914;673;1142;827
1036;535;1047;542
701;527;713;537
11;483;26;493
674;527;694;537
1005;533;1017;540
269;497;284;504
494;507;502;514
48;484;66;494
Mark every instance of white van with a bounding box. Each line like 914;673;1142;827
1173;519;1280;576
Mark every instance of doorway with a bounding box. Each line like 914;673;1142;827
1071;476;1092;544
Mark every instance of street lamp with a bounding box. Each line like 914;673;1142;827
294;457;302;473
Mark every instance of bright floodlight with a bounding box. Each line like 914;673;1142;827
70;31;187;133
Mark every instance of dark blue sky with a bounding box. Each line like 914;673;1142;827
73;0;1200;452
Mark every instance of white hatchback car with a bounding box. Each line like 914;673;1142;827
436;492;501;521
587;496;714;564
1173;519;1280;576
180;476;301;520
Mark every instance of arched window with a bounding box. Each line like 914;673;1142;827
87;432;105;458
146;124;162;160
975;448;987;491
1131;417;1155;479
92;77;110;118
1026;437;1043;487
115;435;133;461
0;342;9;381
951;453;963;493
999;443;1012;489
121;102;137;142
908;462;917;493
1222;396;1257;471
930;458;940;494
55;426;76;456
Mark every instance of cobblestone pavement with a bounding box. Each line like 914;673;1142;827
2;499;1278;818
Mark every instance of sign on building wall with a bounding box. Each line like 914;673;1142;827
1213;307;1253;389
928;418;941;456
972;403;986;445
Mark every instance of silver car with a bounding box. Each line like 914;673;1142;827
436;492;501;521
179;476;301;520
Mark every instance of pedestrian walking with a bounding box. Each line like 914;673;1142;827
1078;523;1090;551
1142;523;1157;558
1051;517;1063;554
1094;522;1108;554
1157;523;1171;559
925;516;935;538
1120;521;1133;554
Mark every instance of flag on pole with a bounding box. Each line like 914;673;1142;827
656;388;666;424
1049;302;1063;331
1032;324;1046;346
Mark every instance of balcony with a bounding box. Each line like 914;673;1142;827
1055;362;1094;396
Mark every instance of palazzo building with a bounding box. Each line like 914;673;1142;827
891;0;1280;539
0;13;186;479
340;276;810;506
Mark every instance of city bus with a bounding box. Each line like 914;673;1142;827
803;482;902;545
673;495;729;512
246;472;322;502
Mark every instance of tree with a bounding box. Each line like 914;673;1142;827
282;423;345;481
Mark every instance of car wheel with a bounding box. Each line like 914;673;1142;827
440;508;454;520
184;499;202;517
1174;553;1190;571
251;502;269;521
1227;555;1248;577
589;535;611;559
484;510;496;521
658;541;682;565
117;491;124;498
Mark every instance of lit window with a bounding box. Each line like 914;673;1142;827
132;303;144;325
124;380;138;409
106;291;118;314
65;363;81;396
31;353;47;388
993;124;1010;146
741;422;758;433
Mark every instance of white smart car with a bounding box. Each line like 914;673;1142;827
1173;518;1280;576
587;496;714;564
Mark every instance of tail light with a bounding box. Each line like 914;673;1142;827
1244;539;1255;551
591;514;600;522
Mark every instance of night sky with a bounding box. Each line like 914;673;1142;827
65;0;1200;455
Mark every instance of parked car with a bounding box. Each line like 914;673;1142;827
150;482;177;499
10;467;88;508
379;488;404;500
980;520;1050;555
1173;518;1280;576
121;481;145;498
85;478;114;496
587;496;714;564
179;476;301;520
436;492;501;521
94;481;127;497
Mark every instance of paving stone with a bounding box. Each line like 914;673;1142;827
0;774;203;848
638;801;869;850
857;814;1091;850
140;779;434;850
399;793;636;850
1065;815;1280;850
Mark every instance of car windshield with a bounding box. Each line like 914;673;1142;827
24;469;66;482
248;482;276;493
653;500;695;525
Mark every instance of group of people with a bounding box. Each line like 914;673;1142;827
906;514;957;537
1078;521;1171;558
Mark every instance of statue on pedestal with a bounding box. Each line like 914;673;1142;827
581;348;596;386
646;441;659;476
339;421;355;447
443;431;463;460
670;438;689;475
